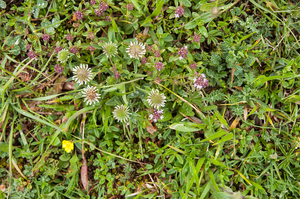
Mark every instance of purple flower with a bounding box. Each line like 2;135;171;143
114;71;121;80
66;34;73;41
154;50;160;57
55;46;63;54
178;46;188;60
28;51;37;60
54;64;63;73
127;3;134;11
99;2;108;12
75;11;84;20
95;9;103;16
147;45;152;52
87;46;96;52
155;62;164;71
149;109;164;123
90;0;96;5
175;6;184;18
42;34;50;42
88;32;95;40
105;16;111;22
70;47;78;54
190;62;197;69
26;44;31;51
194;35;201;42
141;57;148;65
193;74;209;90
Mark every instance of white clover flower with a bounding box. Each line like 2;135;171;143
126;41;146;59
113;105;131;123
57;49;69;63
149;109;164;123
72;64;93;85
82;85;100;105
147;89;166;109
102;42;118;58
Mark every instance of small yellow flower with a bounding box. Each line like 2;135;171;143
62;140;74;153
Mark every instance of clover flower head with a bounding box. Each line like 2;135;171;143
147;89;166;109
149;109;164;123
178;46;188;60
88;46;96;52
193;74;209;90
42;34;50;41
72;64;93;85
75;11;84;20
175;6;184;18
126;41;146;59
62;140;74;153
54;64;63;73
113;105;130;123
66;34;73;41
57;49;69;63
154;62;164;71
82;85;100;105
102;42;118;58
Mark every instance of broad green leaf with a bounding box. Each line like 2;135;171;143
209;168;220;192
215;111;229;129
169;123;200;132
201;129;228;142
213;133;233;145
12;105;62;132
152;0;164;17
199;26;208;38
110;17;118;32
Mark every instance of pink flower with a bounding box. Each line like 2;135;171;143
194;35;201;42
141;57;148;65
149;109;164;123
154;62;164;71
55;46;63;54
127;3;134;11
70;47;78;54
95;9;103;16
154;50;160;57
54;64;63;73
42;34;50;42
90;0;96;5
75;11;84;20
66;34;73;41
178;46;188;60
99;2;108;12
193;74;209;90
28;51;37;60
190;62;197;69
175;6;184;18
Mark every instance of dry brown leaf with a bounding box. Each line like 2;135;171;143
0;184;5;192
146;124;157;136
81;156;88;190
53;76;67;94
63;81;75;91
229;118;240;131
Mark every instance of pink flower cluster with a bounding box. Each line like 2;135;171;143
155;62;164;71
178;46;188;60
149;109;164;123
193;74;209;90
175;6;184;18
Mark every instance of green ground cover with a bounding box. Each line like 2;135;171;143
1;0;300;198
